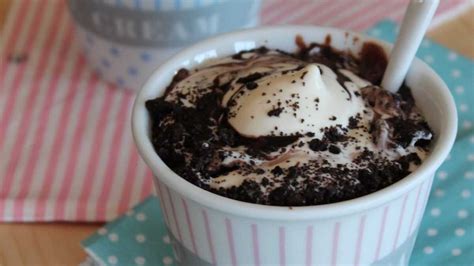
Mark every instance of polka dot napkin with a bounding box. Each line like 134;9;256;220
82;196;175;266
81;21;473;266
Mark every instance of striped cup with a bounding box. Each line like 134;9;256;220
67;0;261;91
132;26;457;265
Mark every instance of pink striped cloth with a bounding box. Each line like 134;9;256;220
0;0;469;222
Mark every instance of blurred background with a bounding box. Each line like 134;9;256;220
0;0;472;265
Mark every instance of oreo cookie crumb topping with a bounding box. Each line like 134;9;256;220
328;145;341;154
308;138;328;152
268;107;284;117
145;38;433;207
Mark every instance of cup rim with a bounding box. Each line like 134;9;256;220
132;25;457;220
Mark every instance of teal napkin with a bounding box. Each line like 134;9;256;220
82;196;176;266
82;21;473;266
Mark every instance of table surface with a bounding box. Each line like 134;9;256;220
0;1;472;265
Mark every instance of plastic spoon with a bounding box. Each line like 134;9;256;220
381;0;439;93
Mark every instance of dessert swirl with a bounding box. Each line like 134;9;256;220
147;41;433;206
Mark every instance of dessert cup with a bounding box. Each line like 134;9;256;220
132;26;457;265
67;0;261;91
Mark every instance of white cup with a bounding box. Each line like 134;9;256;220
132;26;457;265
67;0;261;91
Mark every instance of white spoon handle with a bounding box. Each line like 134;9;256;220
381;0;439;93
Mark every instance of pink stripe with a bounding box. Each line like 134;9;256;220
324;0;373;27
407;184;424;235
424;178;433;206
53;74;99;219
435;0;463;15
354;215;367;266
351;0;408;31
155;181;171;226
333;0;404;30
116;147;140;214
8;5;68;181
279;226;286;266
225;218;237;266
374;206;389;261
275;0;333;25
388;0;464;23
63;85;119;220
202;210;217;265
0;0;30;80
0;2;46;192
0;1;46;150
305;225;313;266
316;0;375;27
386;4;410;22
165;186;183;241
261;1;298;24
74;84;117;220
295;0;349;25
16;13;76;219
139;169;154;200
181;198;198;255
262;0;304;24
4;2;64;219
392;195;409;251
251;224;261;266
330;222;340;266
14;27;78;219
94;93;133;220
261;0;286;16
419;178;434;221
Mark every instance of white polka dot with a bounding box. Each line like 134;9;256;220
431;208;441;217
437;171;448;180
136;234;146;243
448;51;458;61
427;228;438;236
464;121;472;129
108;256;118;264
465;171;474;180
394;26;400;34
370;28;381;36
162;235;171;244
108;233;119;242
451;69;461;78
135;256;146;265
468;154;474;161
470;136;474;144
423;55;434;64
422;40;431;48
455;228;465;236
126;210;135;216
135;212;146;222
163;256;173;265
459;104;469;112
98;228;107;235
136;213;147;221
434;189;445;197
458;209;468;219
423;246;433;254
452;248;462;256
461;189;471;198
455;86;464;94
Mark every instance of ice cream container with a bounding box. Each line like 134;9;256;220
132;25;457;265
67;0;261;91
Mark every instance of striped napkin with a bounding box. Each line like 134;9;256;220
0;0;470;222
